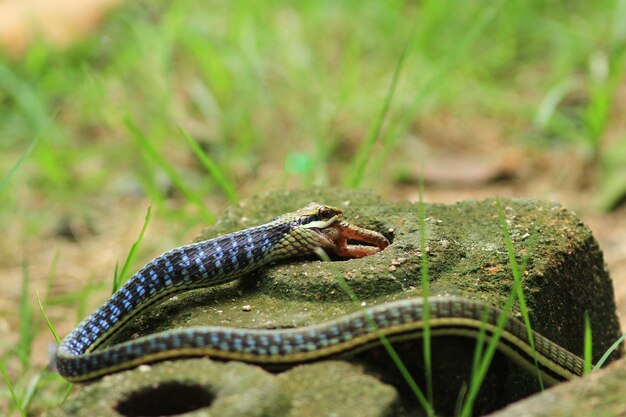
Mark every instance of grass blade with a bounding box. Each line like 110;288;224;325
1;365;24;417
0;63;64;140
112;261;120;295
18;259;34;370
0;136;39;192
454;383;468;417
496;198;544;390
113;205;152;293
345;22;418;188
0;63;68;187
417;173;433;406
178;127;238;204
373;0;509;174
460;198;540;416
125;117;215;224
37;276;77;404
470;309;492;381
19;370;43;413
584;312;592;375
36;289;61;344
534;78;579;129
594;333;626;370
461;289;516;417
314;248;434;416
62;381;74;401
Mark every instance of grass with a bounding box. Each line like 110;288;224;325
0;137;39;192
534;0;626;162
458;199;541;416
595;331;626;370
370;0;510;176
344;16;417;188
0;1;625;415
0;366;22;417
179;128;239;204
584;312;593;375
35;290;60;345
2;2;623;216
495;199;544;390
460;287;519;417
315;248;434;417
124;117;215;224
417;176;433;407
17;261;34;371
112;205;153;293
324;194;596;416
1;260;53;417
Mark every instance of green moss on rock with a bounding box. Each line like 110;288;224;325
48;359;399;417
52;189;621;417
48;360;289;417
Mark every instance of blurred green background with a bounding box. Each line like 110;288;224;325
1;0;625;415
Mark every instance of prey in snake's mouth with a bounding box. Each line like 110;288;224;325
317;220;390;258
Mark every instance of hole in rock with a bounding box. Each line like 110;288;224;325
115;381;214;417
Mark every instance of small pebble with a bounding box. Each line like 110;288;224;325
138;364;151;373
391;257;406;266
242;305;252;312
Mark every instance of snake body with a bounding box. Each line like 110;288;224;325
55;203;585;385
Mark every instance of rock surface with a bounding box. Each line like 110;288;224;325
486;358;626;417
48;359;399;417
50;189;621;416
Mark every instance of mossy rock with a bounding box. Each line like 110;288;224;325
49;360;288;417
51;189;621;417
49;359;399;417
486;359;626;417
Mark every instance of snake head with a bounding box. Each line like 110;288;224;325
297;203;344;229
294;203;389;258
273;203;388;259
274;202;343;229
269;203;343;255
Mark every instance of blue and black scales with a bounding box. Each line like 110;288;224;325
56;208;335;380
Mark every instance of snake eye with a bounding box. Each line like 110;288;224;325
318;206;335;220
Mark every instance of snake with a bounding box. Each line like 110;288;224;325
55;203;585;385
